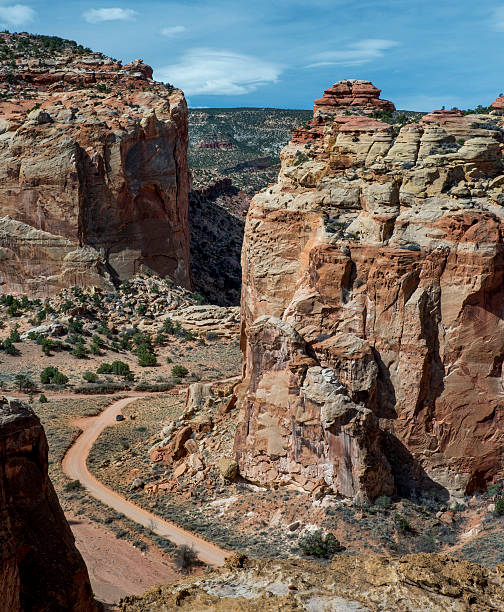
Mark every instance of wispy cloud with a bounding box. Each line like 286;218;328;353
156;48;282;95
83;7;137;23
0;4;35;25
161;25;186;36
307;39;399;68
494;6;504;31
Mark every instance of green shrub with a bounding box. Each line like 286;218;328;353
68;319;84;334
205;331;218;341
394;513;411;532
97;363;113;374
2;338;19;355
9;325;21;342
298;529;342;558
52;371;69;386
171;365;188;378
111;360;132;377
40;366;58;384
39;393;48;403
71;342;89;359
65;480;82;492
137;348;157;367
15;373;36;392
83;372;98;383
495;498;504;516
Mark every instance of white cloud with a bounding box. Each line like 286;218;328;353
494;6;504;31
156;49;282;95
0;4;35;25
161;25;186;37
307;39;399;68
83;8;137;23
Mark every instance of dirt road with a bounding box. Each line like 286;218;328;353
62;395;229;567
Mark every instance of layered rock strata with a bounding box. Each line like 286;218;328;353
314;79;395;116
0;396;98;611
234;83;504;501
0;33;190;297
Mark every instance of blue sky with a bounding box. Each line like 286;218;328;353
1;0;503;110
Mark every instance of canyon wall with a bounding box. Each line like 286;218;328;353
234;81;504;501
0;34;190;297
0;397;98;611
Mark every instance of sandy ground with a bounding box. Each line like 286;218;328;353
62;395;229;567
67;514;179;605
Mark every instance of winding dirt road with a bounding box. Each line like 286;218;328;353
62;395;229;567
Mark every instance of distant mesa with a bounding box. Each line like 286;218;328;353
313;79;396;116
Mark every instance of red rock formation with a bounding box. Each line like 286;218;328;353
0;33;191;297
492;95;504;110
313;79;395;116
234;81;504;501
0;397;99;611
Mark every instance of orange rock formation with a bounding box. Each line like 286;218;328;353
234;81;504;502
0;34;190;297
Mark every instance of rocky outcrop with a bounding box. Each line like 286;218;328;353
119;553;504;611
0;33;190;297
0;397;98;611
313;79;395;116
234;80;504;501
492;95;504;111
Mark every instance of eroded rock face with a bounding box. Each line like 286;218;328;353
0;397;98;611
234;81;504;500
0;33;190;297
313;79;395;116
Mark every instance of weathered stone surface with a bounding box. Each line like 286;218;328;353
234;80;504;501
313;79;395;116
0;33;190;297
119;553;504;611
0;397;98;611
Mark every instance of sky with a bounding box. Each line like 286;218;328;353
0;1;503;110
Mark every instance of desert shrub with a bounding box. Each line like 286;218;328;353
83;371;98;383
134;382;173;392
97;363;113;374
495;498;504;516
68;319;84;334
205;331;218;341
173;544;198;574
40;366;58;384
298;529;342;558
65;479;82;492
394;513;411;532
136;347;157;367
71;342;89;359
111;360;131;377
375;495;392;508
15;373;36;392
2;338;19;355
171;365;189;378
136;303;148;315
74;382;128;394
52;371;69;386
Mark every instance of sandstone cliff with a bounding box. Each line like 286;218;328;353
0;396;98;611
0;33;190;297
234;80;504;501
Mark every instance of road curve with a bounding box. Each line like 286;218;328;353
62;395;229;567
